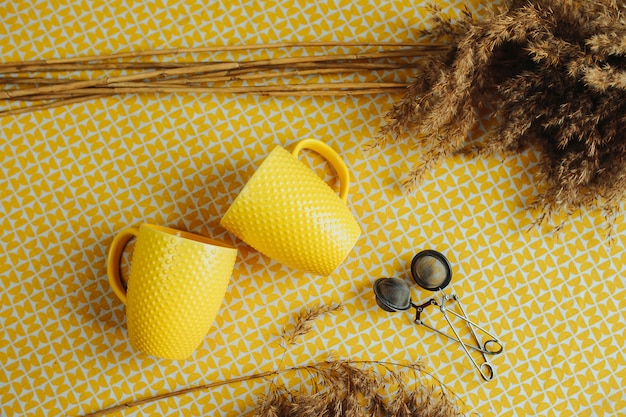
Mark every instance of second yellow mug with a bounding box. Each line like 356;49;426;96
107;224;238;360
220;139;361;276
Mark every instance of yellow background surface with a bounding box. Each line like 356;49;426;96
1;1;625;416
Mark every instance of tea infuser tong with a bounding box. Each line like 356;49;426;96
373;250;504;381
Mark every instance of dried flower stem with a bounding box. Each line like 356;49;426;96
8;81;408;98
79;369;277;417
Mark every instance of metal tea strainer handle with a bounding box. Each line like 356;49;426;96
412;297;503;356
414;292;500;381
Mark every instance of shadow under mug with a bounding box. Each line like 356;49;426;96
107;224;238;360
220;138;361;276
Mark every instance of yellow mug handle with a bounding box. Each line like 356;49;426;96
292;139;350;203
107;227;139;305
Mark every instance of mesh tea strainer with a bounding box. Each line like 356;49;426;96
373;250;503;381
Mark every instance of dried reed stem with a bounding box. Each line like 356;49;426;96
0;62;195;74
0;95;106;116
38;81;407;94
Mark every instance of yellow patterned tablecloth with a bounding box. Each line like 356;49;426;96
1;1;625;416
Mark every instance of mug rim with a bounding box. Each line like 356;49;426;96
142;224;236;251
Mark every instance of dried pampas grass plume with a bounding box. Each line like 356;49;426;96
253;359;464;417
374;0;626;234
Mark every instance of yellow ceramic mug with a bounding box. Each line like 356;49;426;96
220;139;361;276
107;224;237;360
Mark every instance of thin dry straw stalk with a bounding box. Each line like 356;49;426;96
9;82;410;96
0;62;198;73
0;63;420;87
78;366;282;417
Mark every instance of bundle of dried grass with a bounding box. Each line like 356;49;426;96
81;303;466;417
0;42;446;117
373;0;626;231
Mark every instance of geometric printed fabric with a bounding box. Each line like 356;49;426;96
1;1;625;416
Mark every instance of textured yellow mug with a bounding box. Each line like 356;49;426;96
107;224;238;360
220;139;361;276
